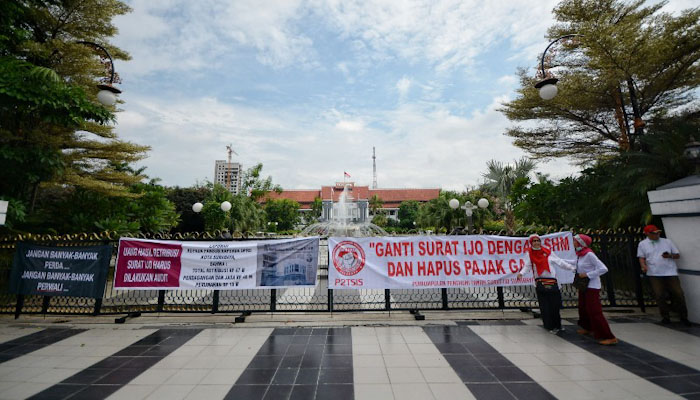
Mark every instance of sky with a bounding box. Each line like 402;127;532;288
110;0;695;191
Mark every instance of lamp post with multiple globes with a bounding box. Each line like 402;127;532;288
192;201;233;238
448;198;489;234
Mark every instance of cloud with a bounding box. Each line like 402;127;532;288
116;91;579;191
114;0;563;78
396;76;412;97
109;0;602;192
335;120;365;132
113;0;315;77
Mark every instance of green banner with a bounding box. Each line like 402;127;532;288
10;242;111;298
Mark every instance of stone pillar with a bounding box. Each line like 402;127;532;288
647;175;700;323
358;200;368;222
322;201;332;221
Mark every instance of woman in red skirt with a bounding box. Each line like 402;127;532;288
574;234;618;345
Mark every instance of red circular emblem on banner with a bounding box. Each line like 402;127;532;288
332;241;366;276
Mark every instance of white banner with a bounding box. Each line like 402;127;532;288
115;237;319;290
328;233;576;289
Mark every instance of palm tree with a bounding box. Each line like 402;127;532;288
369;194;384;216
481;157;536;233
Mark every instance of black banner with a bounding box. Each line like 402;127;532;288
10;243;111;298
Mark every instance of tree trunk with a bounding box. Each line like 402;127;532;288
505;209;515;235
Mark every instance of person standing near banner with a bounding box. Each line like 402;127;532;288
637;224;690;326
573;234;618;345
517;234;576;334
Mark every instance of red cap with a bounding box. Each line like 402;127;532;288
643;224;662;234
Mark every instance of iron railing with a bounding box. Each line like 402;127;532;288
0;229;655;316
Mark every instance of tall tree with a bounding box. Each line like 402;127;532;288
369;194;384;216
397;200;420;229
481;158;536;232
1;0;149;221
501;0;699;161
264;198;300;231
242;163;282;201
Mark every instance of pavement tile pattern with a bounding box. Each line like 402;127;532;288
0;328;86;364
0;320;698;399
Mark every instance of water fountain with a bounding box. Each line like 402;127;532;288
301;184;388;237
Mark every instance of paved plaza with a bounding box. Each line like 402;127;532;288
0;310;698;400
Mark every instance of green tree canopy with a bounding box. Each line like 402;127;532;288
264;198;300;231
26;168;179;234
501;0;699;161
167;185;211;233
243;163;282;201
397;200;420;229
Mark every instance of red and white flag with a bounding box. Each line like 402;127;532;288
344;171;351;178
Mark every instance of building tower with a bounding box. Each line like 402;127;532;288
214;144;242;195
372;146;378;189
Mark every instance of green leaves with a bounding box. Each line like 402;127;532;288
264;198;300;231
502;0;699;161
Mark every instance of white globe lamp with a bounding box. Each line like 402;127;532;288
539;83;558;100
477;198;489;209
96;89;117;106
448;199;459;210
192;202;203;213
220;201;232;212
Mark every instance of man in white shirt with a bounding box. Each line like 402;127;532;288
637;224;690;326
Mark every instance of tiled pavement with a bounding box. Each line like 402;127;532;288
0;319;699;399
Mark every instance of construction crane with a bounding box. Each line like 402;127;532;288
372;146;378;189
226;144;238;193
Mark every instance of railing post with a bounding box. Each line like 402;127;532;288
497;287;505;309
14;295;24;319
157;290;165;312
93;298;102;316
41;296;50;314
628;234;646;312
212;290;219;313
270;289;277;312
327;289;333;312
441;288;448;310
600;235;617;306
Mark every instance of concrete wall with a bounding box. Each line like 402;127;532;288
648;176;700;323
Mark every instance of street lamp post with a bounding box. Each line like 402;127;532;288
533;34;645;142
533;34;583;101
267;221;278;232
193;201;233;237
75;41;122;106
449;198;489;234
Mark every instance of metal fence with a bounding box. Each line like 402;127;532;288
0;230;656;316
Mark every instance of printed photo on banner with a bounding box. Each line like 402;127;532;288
10;242;112;298
114;237;319;290
328;233;576;289
257;239;318;287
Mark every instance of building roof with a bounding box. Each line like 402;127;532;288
657;175;700;190
263;184;440;209
264;190;320;208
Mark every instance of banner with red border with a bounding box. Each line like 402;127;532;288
328;233;575;289
115;237;319;290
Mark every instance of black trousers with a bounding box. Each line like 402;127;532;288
536;286;563;330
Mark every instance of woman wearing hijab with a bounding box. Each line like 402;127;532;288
574;234;618;345
517;234;575;333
